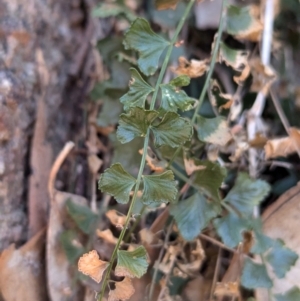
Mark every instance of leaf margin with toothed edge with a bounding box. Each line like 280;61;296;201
98;163;136;204
120;68;154;111
241;257;273;289
151;112;193;148
123;18;170;76
141;170;177;205
115;246;149;278
117;107;159;144
66;199;98;234
170;192;221;241
160;83;195;112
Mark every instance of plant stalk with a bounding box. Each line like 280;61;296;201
167;0;227;169
98;2;195;299
150;0;195;109
191;0;226;124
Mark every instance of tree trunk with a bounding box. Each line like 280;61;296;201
0;0;95;249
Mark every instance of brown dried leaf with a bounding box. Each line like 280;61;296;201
96;229;118;245
218;94;234;111
264;128;300;159
172;56;209;78
184;157;206;176
181;276;207;301
235;6;263;42
249;57;277;93
106;210;127;228
219;47;249;71
88;154;103;174
234;64;251;84
155;0;179;10
139;148;167;172
108;277;135;301
78;250;109;283
0;229;47;301
207;144;219;162
175;40;184;47
242;231;254;254
139;228;155;245
249;133;268;148
177;240;205;276
219;45;251;85
214;281;240;297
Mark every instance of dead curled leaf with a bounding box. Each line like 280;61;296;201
214;281;240;297
264;128;300;159
172;56;209;78
249;57;277;93
139;148;167;172
234;5;263;42
78;250;109;283
0;229;47;301
183;156;206;176
108;277;135;301
154;0;179;10
96;229;118;245
139;228;155;245
249;133;268;148
106;210;127;228
176;240;205;276
218;46;251;85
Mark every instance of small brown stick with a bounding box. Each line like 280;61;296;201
48;141;75;201
200;233;238;254
149;222;173;301
157;242;177;301
210;248;222;301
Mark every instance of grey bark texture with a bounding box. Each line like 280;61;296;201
0;0;93;250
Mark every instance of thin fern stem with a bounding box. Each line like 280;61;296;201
167;0;227;169
98;2;196;300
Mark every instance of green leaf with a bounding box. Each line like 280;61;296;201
152;2;188;30
213;213;249;248
160;83;195;112
142;171;177;205
250;220;273;254
169;75;190;87
197;115;232;146
170;193;221;241
224;173;270;215
120;68;154;111
92;3;136;21
115;246;149;278
110;134;144;177
226;5;262;41
275;287;300;301
266;239;298;278
97;96;123;127
66;199;98;234
194;160;226;201
151;112;193;147
241;257;272;289
117;108;158;143
60;230;85;264
219;42;249;71
251;232;273;254
98;163;136;204
123;18;169;76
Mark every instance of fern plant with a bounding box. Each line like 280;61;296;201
73;1;300;300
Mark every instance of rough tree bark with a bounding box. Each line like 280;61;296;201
0;0;94;249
